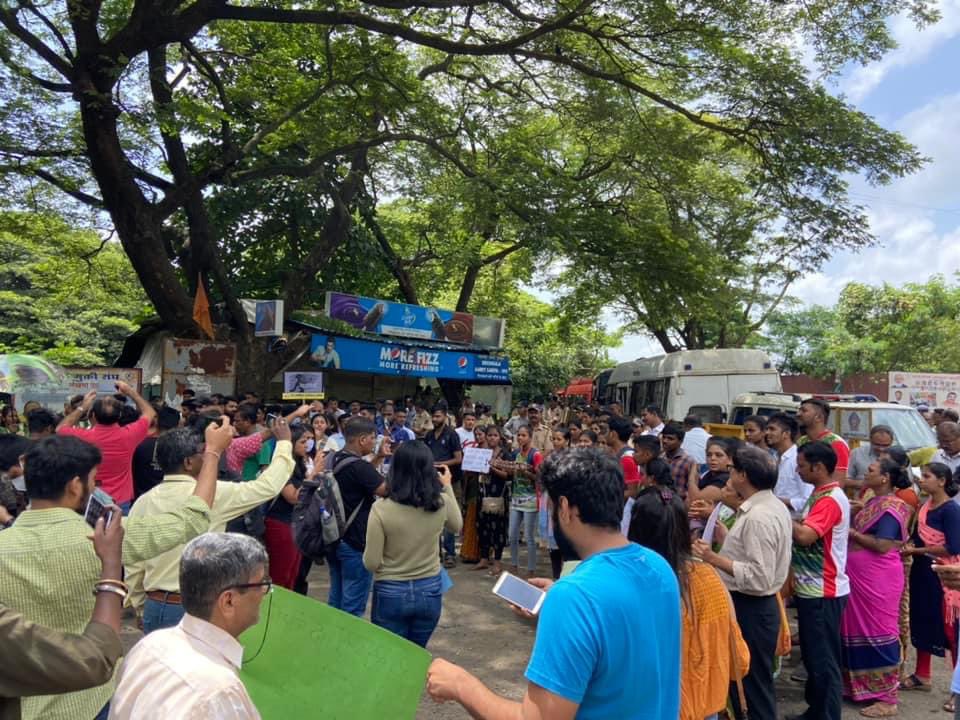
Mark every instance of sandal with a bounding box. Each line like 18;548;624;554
944;696;956;713
860;702;898;717
899;674;932;691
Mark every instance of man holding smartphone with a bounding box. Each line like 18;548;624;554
427;448;681;719
0;418;231;720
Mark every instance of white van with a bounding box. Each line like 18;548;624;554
606;349;782;423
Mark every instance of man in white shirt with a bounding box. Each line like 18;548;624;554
456;411;478;450
680;414;709;465
110;533;270;719
641;405;665;437
766;413;812;518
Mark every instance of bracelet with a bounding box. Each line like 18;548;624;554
203;450;222;459
97;578;129;593
93;584;128;600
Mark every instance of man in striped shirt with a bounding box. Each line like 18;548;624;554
790;441;850;720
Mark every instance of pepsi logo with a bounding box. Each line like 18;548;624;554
457;356;468;368
390;348;402;360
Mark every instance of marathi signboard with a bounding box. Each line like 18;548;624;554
324;292;505;348
309;334;510;383
161;338;236;402
282;371;325;400
66;367;142;395
888;371;960;408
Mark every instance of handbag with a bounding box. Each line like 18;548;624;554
480;465;507;515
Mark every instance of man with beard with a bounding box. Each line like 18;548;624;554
425;405;463;568
427;448;681;719
796;398;849;485
0;420;231;720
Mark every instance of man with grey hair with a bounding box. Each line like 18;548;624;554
110;533;270;719
845;424;895;495
934;421;960;477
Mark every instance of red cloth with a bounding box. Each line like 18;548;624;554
620;455;641;485
57;416;150;504
264;517;302;590
226;433;264;474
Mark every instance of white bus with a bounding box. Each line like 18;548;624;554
605;349;782;423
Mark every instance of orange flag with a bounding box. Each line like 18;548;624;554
192;274;215;340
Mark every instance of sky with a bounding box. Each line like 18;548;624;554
537;3;960;364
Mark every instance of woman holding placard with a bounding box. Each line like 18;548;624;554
475;426;513;576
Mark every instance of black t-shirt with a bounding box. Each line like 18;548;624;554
424;426;463;481
698;470;730;491
266;464;305;525
132;437;163;500
332;450;384;551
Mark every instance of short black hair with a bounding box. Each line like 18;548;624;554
156;428;205;474
0;434;32;473
743;415;768;430
682;414;702;428
608;416;632;442
386;441;443;511
644;404;662;418
234;404;257;424
24;436;101;500
767;412;798;441
732;445;778;490
541;448;624;530
801;398;830;424
632;435;661;456
157;406;181;431
660;423;685;441
798;441;838;475
26;408;57;435
343;416;376;441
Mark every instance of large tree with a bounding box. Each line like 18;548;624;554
0;0;931;387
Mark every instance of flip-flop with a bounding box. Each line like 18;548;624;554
899;674;932;691
944;697;956;713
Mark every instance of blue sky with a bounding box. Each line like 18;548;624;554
546;2;960;363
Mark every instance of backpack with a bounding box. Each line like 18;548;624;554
292;455;362;560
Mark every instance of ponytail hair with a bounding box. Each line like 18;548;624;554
925;462;959;498
878;458;910;490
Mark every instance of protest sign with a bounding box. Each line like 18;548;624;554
238;588;430;719
462;447;493;473
282;371;325;400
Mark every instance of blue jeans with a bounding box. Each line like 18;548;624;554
442;529;456;559
371;575;443;648
142;597;185;634
508;509;537;573
94;702;110;720
327;541;372;617
119;500;131;516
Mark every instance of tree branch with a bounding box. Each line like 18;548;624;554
0;8;73;78
31;167;104;207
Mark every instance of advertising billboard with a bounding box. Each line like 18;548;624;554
309;334;510;383
324;292;504;348
888;371;960;408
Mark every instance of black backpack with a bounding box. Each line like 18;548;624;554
292;455;362;560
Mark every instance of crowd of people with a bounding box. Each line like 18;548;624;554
2;387;960;719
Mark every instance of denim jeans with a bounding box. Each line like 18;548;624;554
142;597;186;634
327;541;372;617
118;500;131;516
371;574;443;648
442;529;456;559
508;509;537;573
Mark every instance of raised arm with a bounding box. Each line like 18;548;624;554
116;381;156;425
57;390;96;430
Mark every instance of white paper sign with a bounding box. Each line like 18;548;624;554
701;504;722;545
462;447;493;474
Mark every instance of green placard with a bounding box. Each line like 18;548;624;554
238;588;431;719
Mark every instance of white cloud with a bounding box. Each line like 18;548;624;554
842;0;960;103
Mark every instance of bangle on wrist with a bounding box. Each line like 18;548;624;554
204;450;222;459
93;584;128;600
97;578;129;592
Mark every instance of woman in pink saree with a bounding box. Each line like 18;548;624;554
841;458;914;717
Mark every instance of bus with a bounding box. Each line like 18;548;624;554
605;349;781;423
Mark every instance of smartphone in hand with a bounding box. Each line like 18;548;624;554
84;488;115;528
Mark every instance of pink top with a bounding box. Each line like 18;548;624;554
226;433;264;474
58;416;150;504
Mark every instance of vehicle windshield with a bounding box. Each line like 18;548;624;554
873;408;937;450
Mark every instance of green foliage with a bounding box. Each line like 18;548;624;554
758;276;960;378
0;211;150;365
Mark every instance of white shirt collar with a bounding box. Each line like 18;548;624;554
179;614;245;671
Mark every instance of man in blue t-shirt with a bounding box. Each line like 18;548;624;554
427;448;681;719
